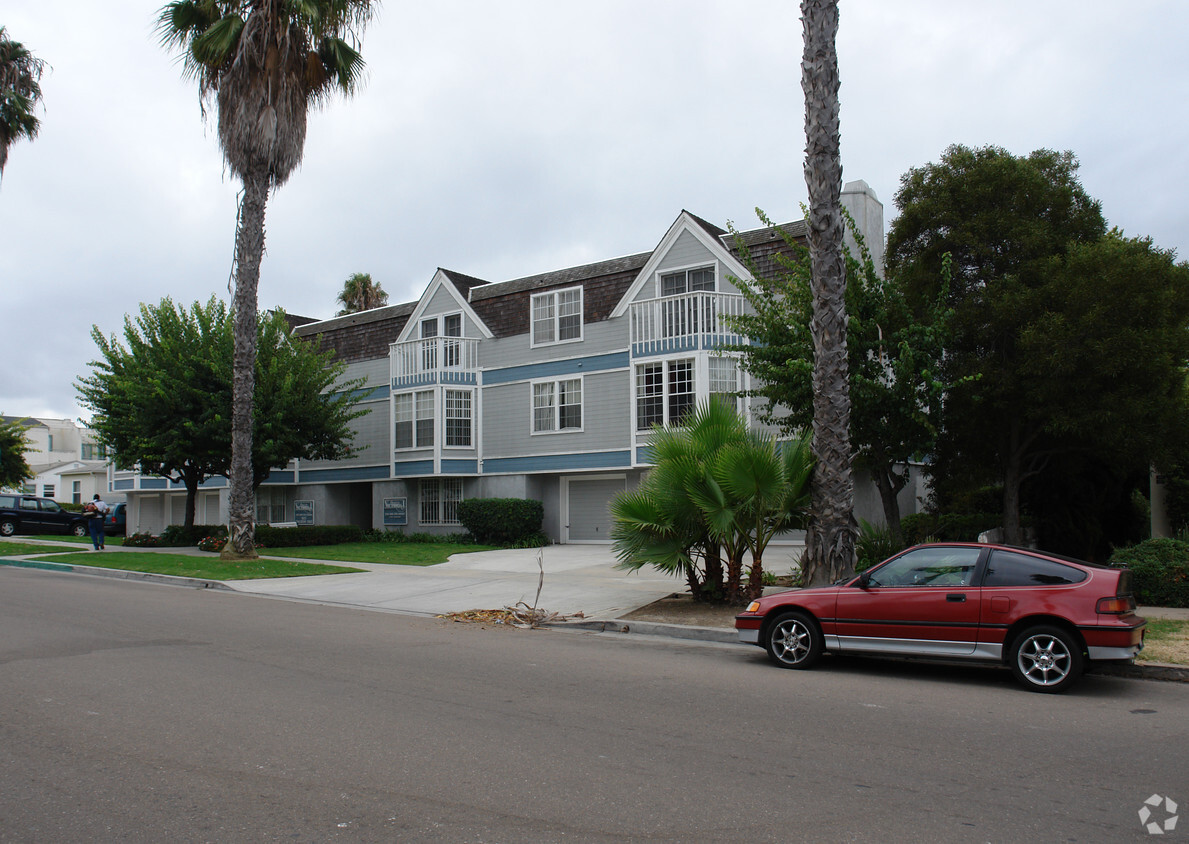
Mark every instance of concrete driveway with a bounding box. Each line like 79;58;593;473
229;545;685;618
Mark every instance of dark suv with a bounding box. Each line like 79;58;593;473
0;494;89;537
104;502;127;536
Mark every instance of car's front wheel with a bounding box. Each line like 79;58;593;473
765;611;824;670
1010;625;1083;693
72;523;88;537
0;519;16;537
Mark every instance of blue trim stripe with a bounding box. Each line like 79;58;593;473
484;450;631;473
140;478;168;490
344;385;390;402
261;472;295;484
483;351;629;385
113;479;134;491
300;465;391;482
636;446;655;465
199;476;227;488
393;460;435;476
441;459;478;474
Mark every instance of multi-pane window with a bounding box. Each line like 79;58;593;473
81;443;107;460
660;266;715;296
709;356;739;413
532;378;582;433
635;363;664;429
445;389;472;447
395;390;435;449
636;359;696;430
443;313;462;367
531;287;583;345
42;484;55;499
420;478;463;525
72;481;81;504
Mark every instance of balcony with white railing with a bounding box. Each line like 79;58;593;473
390;336;480;389
629;292;747;357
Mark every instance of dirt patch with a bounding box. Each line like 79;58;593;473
620;595;744;628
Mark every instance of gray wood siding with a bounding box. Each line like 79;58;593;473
479;315;628;370
481;369;630;458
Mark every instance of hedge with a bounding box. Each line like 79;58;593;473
901;512;1006;545
254;524;365;547
1109;538;1189;608
457;498;544;545
160;524;227;547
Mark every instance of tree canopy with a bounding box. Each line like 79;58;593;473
887;144;1189;553
0;415;34;490
337;272;388;315
727;211;955;546
0;25;48;180
77;298;368;527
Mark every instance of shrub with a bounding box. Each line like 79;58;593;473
856;519;901;571
457;498;544;545
160;524;227;547
196;535;227;553
254;524;364;548
1109;538;1189;608
123;532;160;547
360;529;474;544
900;512;1005;544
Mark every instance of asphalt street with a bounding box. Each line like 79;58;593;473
1;567;1185;843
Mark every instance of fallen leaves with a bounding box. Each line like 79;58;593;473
437;604;585;629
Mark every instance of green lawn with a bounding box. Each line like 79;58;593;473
1;541;85;556
259;542;497;566
26;551;363;580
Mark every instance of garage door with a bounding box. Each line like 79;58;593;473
565;476;625;543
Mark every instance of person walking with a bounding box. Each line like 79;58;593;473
86;493;109;551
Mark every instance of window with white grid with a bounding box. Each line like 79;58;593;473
532;378;582;433
667;359;695;424
397;391;434;449
531;287;583;346
445;389;472;447
636;363;664;430
420;478;463;525
415;391;434;447
709;356;739;413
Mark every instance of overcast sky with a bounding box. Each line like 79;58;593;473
3;0;1187;423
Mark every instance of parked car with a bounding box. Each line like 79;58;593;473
0;494;89;538
104;502;127;536
735;543;1146;693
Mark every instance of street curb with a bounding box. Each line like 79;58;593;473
0;557;232;591
548;617;1189;682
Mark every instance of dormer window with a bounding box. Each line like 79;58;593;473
660;266;715;296
531;287;583;346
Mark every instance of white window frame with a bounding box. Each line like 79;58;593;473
419;478;463;526
530;286;584;348
659;264;716;297
444;388;473;449
634;357;696;431
394;390;435;450
531;376;584;435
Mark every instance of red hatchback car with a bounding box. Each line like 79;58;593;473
735;543;1146;693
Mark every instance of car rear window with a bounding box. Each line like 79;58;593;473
983;550;1087;587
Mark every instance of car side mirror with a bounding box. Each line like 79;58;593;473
857;571;872;589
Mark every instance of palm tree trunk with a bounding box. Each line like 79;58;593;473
801;0;855;586
223;163;269;560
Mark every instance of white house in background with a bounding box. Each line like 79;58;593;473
0;415;115;503
116;181;924;543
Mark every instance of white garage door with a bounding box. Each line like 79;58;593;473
565;476;626;543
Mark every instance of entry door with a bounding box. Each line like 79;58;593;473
563;476;626;543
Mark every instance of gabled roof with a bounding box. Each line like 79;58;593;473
396;269;495;342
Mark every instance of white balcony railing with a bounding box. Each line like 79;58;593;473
390;336;479;387
629;292;746;355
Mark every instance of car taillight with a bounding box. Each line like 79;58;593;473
1096;596;1136;614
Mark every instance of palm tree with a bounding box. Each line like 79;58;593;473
611;400;814;605
336;271;387;315
157;0;375;558
800;0;855;585
0;26;48;181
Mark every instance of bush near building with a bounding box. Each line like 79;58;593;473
1110;538;1189;608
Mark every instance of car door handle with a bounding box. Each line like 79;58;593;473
946;593;966;602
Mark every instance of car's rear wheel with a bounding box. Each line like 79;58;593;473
1009;625;1082;693
72;523;88;537
765;611;824;670
0;519;16;537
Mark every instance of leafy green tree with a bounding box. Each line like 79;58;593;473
157;0;375;557
336;272;388;315
0;415;34;490
77;298;367;527
0;26;47;181
887;145;1189;547
727;211;955;547
611;401;814;606
800;0;854;586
